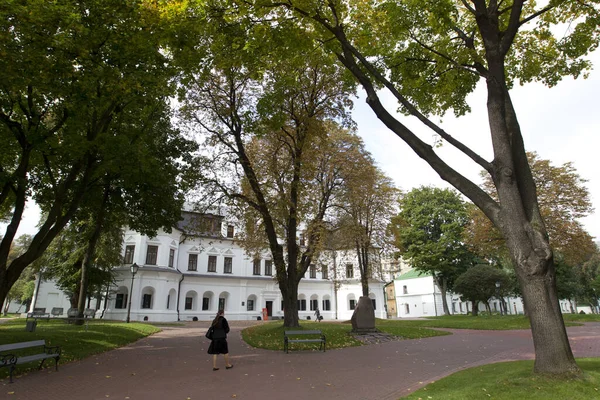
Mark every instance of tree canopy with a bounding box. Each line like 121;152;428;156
0;0;196;307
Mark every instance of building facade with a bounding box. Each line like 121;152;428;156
24;211;386;322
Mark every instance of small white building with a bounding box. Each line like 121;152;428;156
392;269;573;318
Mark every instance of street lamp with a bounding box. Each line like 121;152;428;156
126;263;139;323
495;281;503;316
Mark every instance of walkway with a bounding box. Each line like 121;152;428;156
2;322;600;400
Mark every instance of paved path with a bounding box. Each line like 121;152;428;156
2;322;600;400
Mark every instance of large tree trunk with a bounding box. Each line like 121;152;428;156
281;284;299;327
515;257;579;374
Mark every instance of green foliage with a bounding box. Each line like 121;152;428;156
454;265;512;307
0;319;159;381
391;186;474;285
402;359;600;400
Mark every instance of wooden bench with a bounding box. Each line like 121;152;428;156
283;330;326;353
0;340;61;383
51;307;64;317
65;308;96;330
26;310;50;321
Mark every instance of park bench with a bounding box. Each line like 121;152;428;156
0;340;61;383
51;307;64;317
26;310;50;321
65;308;96;330
283;330;326;353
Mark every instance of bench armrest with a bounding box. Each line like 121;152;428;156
0;353;17;366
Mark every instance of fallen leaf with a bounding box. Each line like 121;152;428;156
7;392;15;395
105;376;111;378
297;377;301;380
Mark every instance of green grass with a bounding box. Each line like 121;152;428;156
242;320;449;351
0;318;160;381
401;358;600;400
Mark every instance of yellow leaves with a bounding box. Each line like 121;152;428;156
7;392;15;395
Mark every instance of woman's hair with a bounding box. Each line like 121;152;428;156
211;309;224;327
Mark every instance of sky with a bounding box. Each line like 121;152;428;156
3;51;600;242
353;49;600;241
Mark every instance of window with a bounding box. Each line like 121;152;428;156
349;299;356;310
310;299;318;311
142;294;152;309
185;297;193;310
281;301;284;311
168;249;175;268
247;299;254;311
322;299;331;311
321;264;328;279
188;254;198;271
224;257;232;274
167;295;170;309
124;245;135;264
218;298;225;311
146;245;158;265
405;304;410;314
227;225;234;238
115;293;127;309
208;255;217;272
346;264;354;279
310;265;317;279
299;233;305;246
403;285;408;294
253;259;261;275
297;299;307;311
264;260;272;276
371;299;377;310
202;297;210;311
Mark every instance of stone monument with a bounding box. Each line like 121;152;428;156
351;296;377;333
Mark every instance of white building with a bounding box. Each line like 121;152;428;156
25;211;386;322
392;269;573;318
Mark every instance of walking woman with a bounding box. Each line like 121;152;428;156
207;310;233;371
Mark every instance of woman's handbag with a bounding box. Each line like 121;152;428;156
205;326;214;340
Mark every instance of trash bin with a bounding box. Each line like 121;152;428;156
25;320;37;332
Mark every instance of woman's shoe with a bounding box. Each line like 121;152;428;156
226;365;234;369
213;367;219;371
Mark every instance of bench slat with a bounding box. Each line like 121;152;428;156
284;330;323;335
16;353;58;365
0;340;46;352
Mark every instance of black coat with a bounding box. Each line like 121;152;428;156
212;316;230;339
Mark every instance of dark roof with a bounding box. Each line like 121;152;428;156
175;211;224;237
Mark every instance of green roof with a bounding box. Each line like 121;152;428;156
395;269;431;281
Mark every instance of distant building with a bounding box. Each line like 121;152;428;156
391;269;573;317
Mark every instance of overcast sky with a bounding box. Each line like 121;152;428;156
3;51;599;242
354;50;600;241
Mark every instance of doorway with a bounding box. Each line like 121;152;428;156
265;301;273;317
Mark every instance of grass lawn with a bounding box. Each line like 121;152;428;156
242;320;450;351
243;313;600;351
0;318;160;382
402;358;600;400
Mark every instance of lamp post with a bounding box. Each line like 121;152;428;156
495;281;503;316
126;263;139;323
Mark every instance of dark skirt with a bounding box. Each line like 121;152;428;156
207;338;229;354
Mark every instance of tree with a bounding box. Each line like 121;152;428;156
454;264;511;316
245;0;599;374
2;235;36;315
0;0;194;307
333;148;399;296
178;11;356;326
466;152;596;266
391;186;474;315
42;216;123;309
